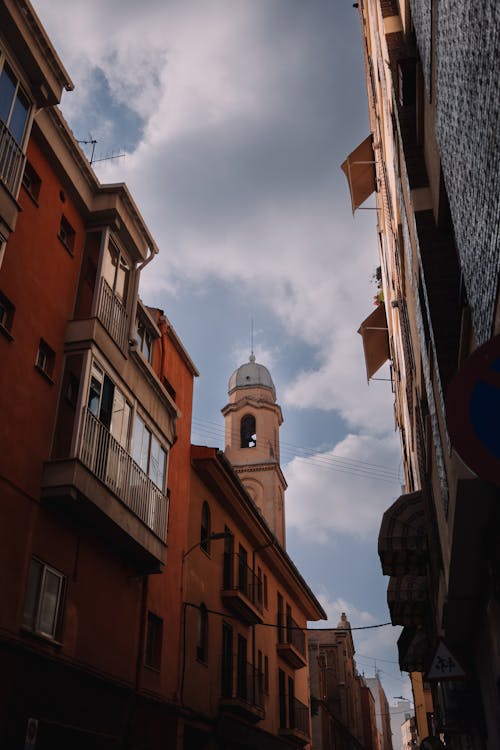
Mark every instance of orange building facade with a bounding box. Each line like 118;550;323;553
1;5;326;749
181;357;326;749
0;3;197;746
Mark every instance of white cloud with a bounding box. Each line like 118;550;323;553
285;432;402;542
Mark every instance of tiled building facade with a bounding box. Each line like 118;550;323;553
345;1;500;749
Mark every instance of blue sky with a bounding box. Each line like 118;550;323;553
33;0;410;707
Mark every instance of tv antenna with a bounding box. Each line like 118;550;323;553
77;136;126;166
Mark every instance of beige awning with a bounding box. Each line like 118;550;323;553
357;304;389;381
341;135;376;212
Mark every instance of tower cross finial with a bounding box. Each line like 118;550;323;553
250;318;255;362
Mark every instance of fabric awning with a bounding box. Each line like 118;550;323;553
397;625;431;673
357;303;390;381
388;575;428;626
378;490;427;576
341;135;376;212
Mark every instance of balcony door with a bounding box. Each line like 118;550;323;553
85;362;131;493
221;622;233;698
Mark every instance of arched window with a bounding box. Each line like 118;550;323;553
240;414;256;448
197;603;208;662
200;501;211;553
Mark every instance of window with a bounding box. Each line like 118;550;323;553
196;603;208;663
237;634;248;699
135;312;154;363
102;240;130;304
200;502;211;553
88;362;131;448
23;558;65;640
278;669;287;728
223;526;234;589
221;622;233;698
264;655;269;694
145;612;163;669
257;566;263;606
58;215;75;254
35;339;55;379
263;574;268;609
0;61;30;144
238;544;248;594
277;593;284;643
0;290;15;337
22;161;41;202
240;414;256;448
132;413;167;491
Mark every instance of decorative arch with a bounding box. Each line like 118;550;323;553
240;413;256;448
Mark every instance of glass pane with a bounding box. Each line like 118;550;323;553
88;376;102;416
38;570;61;637
102;243;118;292
133;414;150;473
143;330;152;362
0;64;16;124
110;387;129;448
114;254;129;303
23;558;43;629
9;88;29;144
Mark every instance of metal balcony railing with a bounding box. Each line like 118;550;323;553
222;660;264;708
287;697;310;736
97;278;129;350
278;612;306;657
222;553;263;613
79;407;168;539
0;119;25;197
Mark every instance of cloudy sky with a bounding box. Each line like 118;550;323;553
33;0;410;706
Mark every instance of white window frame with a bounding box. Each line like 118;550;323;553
0;56;31;146
23;557;65;640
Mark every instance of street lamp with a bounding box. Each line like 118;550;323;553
182;531;233;560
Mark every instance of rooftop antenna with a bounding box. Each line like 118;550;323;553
250;318;255;362
77;136;126;166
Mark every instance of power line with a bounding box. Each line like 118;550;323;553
185;602;391;631
191;417;402;485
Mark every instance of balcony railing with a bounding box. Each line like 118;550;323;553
79;407;168;539
278;613;306;657
281;697;309;736
222;660;264;709
223;553;263;613
97;278;129;350
0;119;25;197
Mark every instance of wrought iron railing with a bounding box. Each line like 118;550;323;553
79;407;168;539
277;612;306;656
222;660;264;708
97;278;129;350
222;553;263;613
287;697;310;736
0;119;25;196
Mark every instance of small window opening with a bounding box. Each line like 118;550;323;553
58;215;75;254
145;612;163;670
200;502;211;553
240;414;256;448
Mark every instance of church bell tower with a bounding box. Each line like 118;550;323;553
222;354;287;547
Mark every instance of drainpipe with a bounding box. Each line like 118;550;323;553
128;244;159;343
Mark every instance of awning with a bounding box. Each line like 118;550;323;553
341;135;376;212
357;304;390;381
378;490;427;576
397;625;431;672
387;575;428;626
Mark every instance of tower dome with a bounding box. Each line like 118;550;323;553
228;353;276;399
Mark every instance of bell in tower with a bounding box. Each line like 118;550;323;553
222;353;287;547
